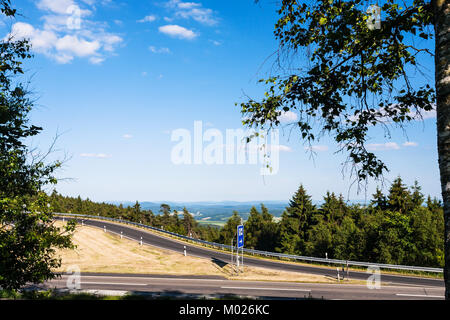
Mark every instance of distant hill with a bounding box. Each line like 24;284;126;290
108;201;288;222
107;200;369;224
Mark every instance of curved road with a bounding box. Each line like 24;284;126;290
60;217;444;289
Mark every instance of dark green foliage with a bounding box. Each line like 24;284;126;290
182;207;196;237
277;185;315;254
0;2;75;291
244;205;279;251
371;187;388;210
240;0;435;183
217;211;242;245
387;176;414;214
240;179;441;267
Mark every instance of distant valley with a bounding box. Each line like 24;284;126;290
109;201;288;226
108;200;368;227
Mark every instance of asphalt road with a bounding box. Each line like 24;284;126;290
44;273;444;300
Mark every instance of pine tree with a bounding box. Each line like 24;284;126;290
411;180;425;208
277;184;315;254
320;191;346;223
371;187;388;211
160;203;171;227
218;211;242;245
387;177;412;214
427;196;443;214
245;206;263;249
182;207;197;237
132;201;142;222
259;204;279;251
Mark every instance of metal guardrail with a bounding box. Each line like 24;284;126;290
55;213;444;273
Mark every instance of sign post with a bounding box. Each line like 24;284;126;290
237;225;244;273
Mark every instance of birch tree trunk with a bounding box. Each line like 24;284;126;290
435;0;450;300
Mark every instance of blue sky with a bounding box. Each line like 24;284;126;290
1;0;440;203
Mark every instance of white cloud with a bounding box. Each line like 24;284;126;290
166;0;218;26
177;2;201;9
175;7;217;25
89;56;104;64
123;134;133;139
9;21;35;38
37;0;75;15
149;46;171;54
102;34;123;52
158;24;197;40
41;15;70;32
278;110;298;124
8;22;57;53
6;1;123;64
366;142;400;151
403;141;419;147
80;153;111;158
304;145;329;152
209;39;221;46
54;53;74;64
55;35;100;57
137;15;157;23
37;0;91;17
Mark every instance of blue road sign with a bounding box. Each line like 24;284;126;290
237;225;244;248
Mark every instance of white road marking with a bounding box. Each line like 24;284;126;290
81;282;148;286
220;286;311;292
395;293;444;298
58;276;225;282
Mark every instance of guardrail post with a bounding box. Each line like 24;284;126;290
337;267;340;282
346;261;349;280
231;238;234;274
241;247;244;272
140;237;143;246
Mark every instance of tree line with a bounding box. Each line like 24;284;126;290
50;176;444;268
